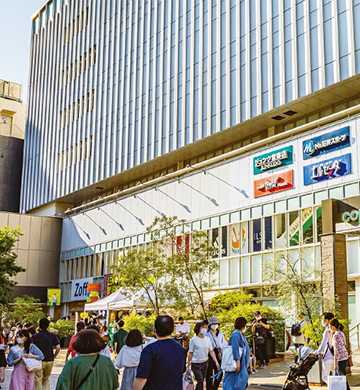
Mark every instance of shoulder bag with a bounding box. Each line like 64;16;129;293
209;331;222;361
75;354;100;390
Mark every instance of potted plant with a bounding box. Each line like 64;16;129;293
50;320;75;348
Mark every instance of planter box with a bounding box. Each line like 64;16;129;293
308;359;325;386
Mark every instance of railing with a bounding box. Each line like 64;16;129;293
350;322;360;352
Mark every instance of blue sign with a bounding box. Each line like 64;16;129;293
303;153;351;186
302;127;350;159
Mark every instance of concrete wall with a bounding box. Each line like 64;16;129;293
0;135;23;212
0;212;62;303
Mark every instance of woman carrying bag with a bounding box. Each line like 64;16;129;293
7;329;44;390
328;319;351;390
205;317;227;390
223;317;250;390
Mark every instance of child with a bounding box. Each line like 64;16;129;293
249;348;258;374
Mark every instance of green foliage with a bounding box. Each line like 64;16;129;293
5;295;45;325
49;320;75;339
209;291;285;352
302;318;324;349
0;226;25;310
123;312;156;336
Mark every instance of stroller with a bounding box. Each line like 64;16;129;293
283;347;319;390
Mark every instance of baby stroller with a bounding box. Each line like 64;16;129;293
283;347;319;390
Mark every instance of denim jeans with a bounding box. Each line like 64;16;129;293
336;359;350;390
191;361;208;390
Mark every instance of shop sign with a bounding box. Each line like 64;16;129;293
302;126;350;160
230;224;240;255
254;170;294;198
341;210;360;224
47;289;61;306
71;277;93;301
303;153;351;186
103;274;122;297
86;283;102;303
253;146;293;174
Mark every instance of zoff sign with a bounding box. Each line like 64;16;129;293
71;277;93;301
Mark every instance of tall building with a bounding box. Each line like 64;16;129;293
0;79;26;212
23;0;360;334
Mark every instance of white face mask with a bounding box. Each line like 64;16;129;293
321;320;326;327
200;328;207;335
210;324;219;330
16;338;24;345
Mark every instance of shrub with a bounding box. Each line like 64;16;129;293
49;320;75;339
123;312;156;336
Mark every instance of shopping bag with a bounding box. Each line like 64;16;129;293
22;357;42;372
182;372;194;390
328;375;346;390
220;345;243;372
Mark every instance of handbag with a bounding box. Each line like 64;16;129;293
210;331;222;361
182;372;194;390
22;357;42;372
256;335;265;344
75;354;100;390
220;345;243;372
348;355;353;367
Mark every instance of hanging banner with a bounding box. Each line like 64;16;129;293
253;219;262;252
254;170;294;198
103;274;122;297
86;283;102;303
253;145;293;174
240;222;249;254
302;126;350;159
264;216;272;250
47;289;61;306
230;224;240;255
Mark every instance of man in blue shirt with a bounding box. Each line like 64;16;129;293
133;315;187;390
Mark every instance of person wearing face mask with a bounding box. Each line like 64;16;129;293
252;311;270;369
223;317;251;390
186;322;220;390
7;329;44;390
310;312;335;385
205;317;227;390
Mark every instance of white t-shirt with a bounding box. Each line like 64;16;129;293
176;322;190;334
189;335;213;363
114;345;142;369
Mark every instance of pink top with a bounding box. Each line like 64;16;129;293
331;330;349;361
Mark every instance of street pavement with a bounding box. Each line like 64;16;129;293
1;349;360;389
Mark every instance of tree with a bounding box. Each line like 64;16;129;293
0;226;25;311
147;216;218;319
5;295;45;325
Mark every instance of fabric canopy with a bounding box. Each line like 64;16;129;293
84;288;126;311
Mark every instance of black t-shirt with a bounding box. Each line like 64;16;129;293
32;330;60;362
136;339;187;390
253;317;269;337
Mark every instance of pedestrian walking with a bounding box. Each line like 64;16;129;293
291;313;306;363
0;328;6;386
113;320;128;354
86;324;112;358
31;318;60;390
328;318;351;390
65;321;85;363
223;317;251;390
115;329;143;390
55;329;118;390
7;329;44;390
310;312;335;384
8;327;16;348
252;311;270;368
205;316;227;390
186;321;220;390
133;315;187;390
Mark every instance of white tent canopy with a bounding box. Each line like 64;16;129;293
84;289;127;311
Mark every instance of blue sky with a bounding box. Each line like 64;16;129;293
0;0;46;104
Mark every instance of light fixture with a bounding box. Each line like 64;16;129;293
155;186;158;191
186;164;191;168
134;195;136;198
137;181;142;185
203;169;208;175
178;179;181;184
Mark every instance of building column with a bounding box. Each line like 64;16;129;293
356;279;360;325
320;233;349;321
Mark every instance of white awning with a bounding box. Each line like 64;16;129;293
84;288;127;311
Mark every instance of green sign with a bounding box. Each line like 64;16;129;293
342;210;360;224
253;145;293;174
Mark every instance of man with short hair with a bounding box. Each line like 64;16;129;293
310;312;335;385
133;315;187;390
252;311;270;368
113;320;128;354
291;312;306;363
32;318;60;390
175;317;190;337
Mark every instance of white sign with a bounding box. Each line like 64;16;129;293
71;277;93;301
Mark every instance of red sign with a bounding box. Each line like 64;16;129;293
254;170;294;198
86;283;101;303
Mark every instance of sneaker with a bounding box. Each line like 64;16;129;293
250;370;255;374
265;363;269;367
254;368;258;372
259;364;265;369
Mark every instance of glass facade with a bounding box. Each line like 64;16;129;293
22;0;360;212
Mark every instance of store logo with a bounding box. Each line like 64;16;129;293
342;210;360;224
303;153;351;186
253;145;293;174
254;170;294;198
302;126;350;159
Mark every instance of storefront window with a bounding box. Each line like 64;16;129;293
301;208;313;244
251;254;262;283
289;249;300;274
252;219;262;252
288;211;299;246
347;240;360;275
229;224;241;256
264;216;272;250
275;214;286;248
230;258;240;285
240;221;249;254
315;206;322;242
210;228;219;258
241;256;250;284
302;247;315;278
219;259;229;286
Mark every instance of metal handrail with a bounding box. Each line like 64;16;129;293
349;323;360;352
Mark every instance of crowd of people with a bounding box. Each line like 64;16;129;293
0;310;352;390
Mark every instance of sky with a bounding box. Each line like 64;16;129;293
0;0;47;104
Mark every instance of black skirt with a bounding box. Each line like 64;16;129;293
0;349;6;367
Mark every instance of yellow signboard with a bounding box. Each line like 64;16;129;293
47;289;61;306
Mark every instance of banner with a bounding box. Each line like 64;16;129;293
253;219;262;252
47;289;61;306
230;224;240;255
253;145;293;174
103;274;122;297
71;277;93;301
240;222;249;254
86;283;102;303
254;170;294;198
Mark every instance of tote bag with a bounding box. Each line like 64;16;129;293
328;375;346;390
22;357;42;372
220;345;243;372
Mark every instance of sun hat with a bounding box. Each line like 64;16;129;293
254;311;261;316
208;316;220;325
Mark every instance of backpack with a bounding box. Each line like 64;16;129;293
291;321;303;337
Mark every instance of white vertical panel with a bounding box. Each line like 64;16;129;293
290;0;298;100
236;0;241;123
278;0;285;105
150;0;158;159
206;0;212;136
244;0;250;119
256;0;262;114
216;0;221;131
225;0;231;128
198;0;204;138
165;0;171;153
332;0;340;83
303;0;312;95
143;0;151;162
347;0;356;77
189;3;194;143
